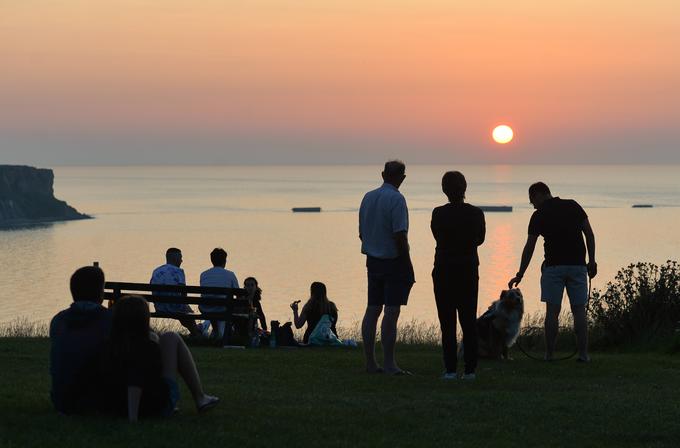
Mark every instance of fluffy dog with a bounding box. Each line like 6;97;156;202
463;288;524;360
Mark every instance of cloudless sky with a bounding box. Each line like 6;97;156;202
1;1;679;165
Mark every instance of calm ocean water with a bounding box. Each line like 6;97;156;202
1;165;679;328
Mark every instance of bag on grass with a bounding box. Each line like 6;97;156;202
309;314;343;346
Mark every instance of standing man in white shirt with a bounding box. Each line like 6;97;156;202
359;160;415;375
199;248;239;339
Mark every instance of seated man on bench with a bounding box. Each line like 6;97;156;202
150;247;201;337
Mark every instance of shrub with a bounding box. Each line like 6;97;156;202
588;261;680;348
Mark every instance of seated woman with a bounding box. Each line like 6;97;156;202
244;277;267;332
103;295;219;421
290;282;339;344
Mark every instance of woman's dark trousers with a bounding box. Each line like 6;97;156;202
433;264;479;374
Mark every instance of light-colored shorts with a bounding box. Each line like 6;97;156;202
540;265;588;306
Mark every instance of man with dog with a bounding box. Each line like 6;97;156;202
508;182;597;362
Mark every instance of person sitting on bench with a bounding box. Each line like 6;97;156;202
199;247;239;339
150;247;201;337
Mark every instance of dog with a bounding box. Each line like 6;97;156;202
459;288;524;360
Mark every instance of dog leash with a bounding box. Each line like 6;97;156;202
514;275;591;361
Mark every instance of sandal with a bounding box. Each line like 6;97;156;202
198;396;220;413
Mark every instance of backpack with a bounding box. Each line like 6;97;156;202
308;314;343;346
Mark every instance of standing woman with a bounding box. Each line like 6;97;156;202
431;171;486;379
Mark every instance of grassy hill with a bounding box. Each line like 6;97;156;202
1;339;678;448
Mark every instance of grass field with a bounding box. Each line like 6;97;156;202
1;338;679;448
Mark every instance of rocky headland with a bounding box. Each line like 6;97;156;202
0;165;90;227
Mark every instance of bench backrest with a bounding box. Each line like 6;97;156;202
104;281;247;306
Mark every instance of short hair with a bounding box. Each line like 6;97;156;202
210;248;227;267
165;247;181;263
529;182;551;197
442;171;467;202
70;266;105;302
383;160;406;178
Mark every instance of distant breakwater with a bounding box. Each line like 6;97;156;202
0;165;89;228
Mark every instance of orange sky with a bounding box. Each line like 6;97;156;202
1;1;679;164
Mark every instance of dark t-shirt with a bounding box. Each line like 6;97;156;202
103;338;171;417
431;202;486;266
528;197;588;266
49;302;112;414
302;303;338;344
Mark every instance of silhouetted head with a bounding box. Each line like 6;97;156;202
310;282;327;301
70;266;105;303
381;160;406;189
528;182;552;209
166;247;182;267
210;247;227;268
111;295;150;347
244;277;262;302
442;171;467;203
499;289;524;311
303;281;336;317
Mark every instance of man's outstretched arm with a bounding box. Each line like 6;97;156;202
582;218;597;278
508;234;538;288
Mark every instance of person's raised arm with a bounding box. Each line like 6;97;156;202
508;234;538;288
127;386;142;423
582;218;597;278
291;301;306;329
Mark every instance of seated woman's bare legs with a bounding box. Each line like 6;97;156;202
159;332;219;410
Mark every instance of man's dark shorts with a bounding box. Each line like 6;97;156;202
367;256;414;307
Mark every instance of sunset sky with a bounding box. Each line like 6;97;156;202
1;1;679;165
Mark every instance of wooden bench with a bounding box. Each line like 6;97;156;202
104;282;250;347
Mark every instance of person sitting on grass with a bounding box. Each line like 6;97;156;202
103;295;219;422
243;276;268;332
290;282;339;344
50;266;112;415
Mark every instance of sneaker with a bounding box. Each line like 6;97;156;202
442;372;457;380
461;373;476;380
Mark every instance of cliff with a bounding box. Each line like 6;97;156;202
0;165;90;226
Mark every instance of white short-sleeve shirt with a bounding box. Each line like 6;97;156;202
150;264;186;288
359;183;409;259
199;266;239;313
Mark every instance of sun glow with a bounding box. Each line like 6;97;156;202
492;125;514;144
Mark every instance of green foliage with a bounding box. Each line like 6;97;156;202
588;261;680;348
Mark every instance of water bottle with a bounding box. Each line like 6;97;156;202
270;321;279;348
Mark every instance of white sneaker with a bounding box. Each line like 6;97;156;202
442;372;458;380
462;373;476;380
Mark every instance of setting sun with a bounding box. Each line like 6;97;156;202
492;125;514;144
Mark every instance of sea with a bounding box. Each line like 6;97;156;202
1;165;679;328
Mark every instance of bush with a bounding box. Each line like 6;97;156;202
588;261;680;349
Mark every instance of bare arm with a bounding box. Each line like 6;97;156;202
582;218;597;278
508;234;538;288
394;231;410;257
127;386;142;423
291;302;306;329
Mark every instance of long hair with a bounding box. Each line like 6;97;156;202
302;282;337;317
110;295;151;360
243;276;262;302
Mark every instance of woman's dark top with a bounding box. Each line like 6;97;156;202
103;338;170;417
302;303;338;344
253;299;268;331
431;202;486;267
